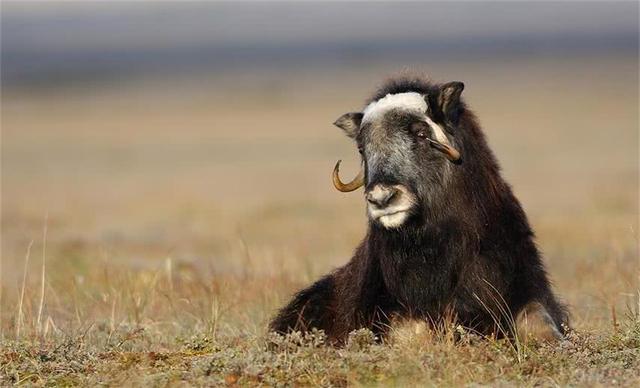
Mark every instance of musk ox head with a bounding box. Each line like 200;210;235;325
332;80;465;229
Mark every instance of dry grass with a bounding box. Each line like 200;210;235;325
1;54;638;386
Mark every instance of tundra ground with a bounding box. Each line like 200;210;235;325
1;55;638;386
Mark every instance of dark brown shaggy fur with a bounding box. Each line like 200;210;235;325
270;76;569;343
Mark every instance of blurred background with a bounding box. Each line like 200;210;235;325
1;2;638;335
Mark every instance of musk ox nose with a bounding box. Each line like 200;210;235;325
366;185;398;209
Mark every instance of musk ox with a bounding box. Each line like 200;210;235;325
270;76;568;343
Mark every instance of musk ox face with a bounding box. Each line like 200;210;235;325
333;83;465;229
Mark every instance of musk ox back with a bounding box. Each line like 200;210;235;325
270;76;569;343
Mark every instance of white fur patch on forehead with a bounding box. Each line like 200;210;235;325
362;92;427;124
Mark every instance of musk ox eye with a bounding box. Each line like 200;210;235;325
410;122;429;139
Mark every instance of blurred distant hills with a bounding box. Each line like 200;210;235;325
2;1;637;88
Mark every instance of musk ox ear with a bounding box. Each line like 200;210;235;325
437;81;465;125
333;112;363;139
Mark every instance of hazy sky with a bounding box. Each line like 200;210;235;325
2;1;637;86
3;1;637;50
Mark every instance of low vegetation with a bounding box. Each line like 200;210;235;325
2;318;639;386
1;254;638;386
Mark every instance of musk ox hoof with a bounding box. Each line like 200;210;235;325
516;302;565;342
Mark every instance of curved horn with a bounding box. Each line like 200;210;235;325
332;160;364;192
439;143;461;162
426;138;462;163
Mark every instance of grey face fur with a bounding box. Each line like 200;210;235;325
335;92;457;229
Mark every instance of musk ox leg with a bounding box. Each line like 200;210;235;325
516;298;568;341
269;275;336;337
